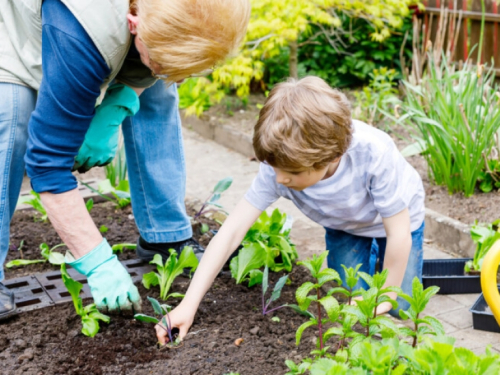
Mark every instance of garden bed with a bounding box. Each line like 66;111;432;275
1;201;324;374
185;94;500;226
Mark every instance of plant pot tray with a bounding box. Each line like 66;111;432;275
470;286;500;333
422;258;481;294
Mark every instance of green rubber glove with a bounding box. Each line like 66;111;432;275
65;238;142;314
72;83;140;173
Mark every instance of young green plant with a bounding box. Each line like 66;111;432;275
142;247;199;301
262;265;289;315
61;264;110;337
295;251;342;356
230;208;298;285
134;296;182;347
398;277;444;347
465;219;500;273
6;243;66;268
192;177;232;234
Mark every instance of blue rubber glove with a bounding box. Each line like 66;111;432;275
72;83;140;173
65;238;142;314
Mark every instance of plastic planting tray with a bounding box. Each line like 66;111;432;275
470;286;500;333
422;258;481;294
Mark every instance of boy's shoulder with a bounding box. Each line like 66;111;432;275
349;119;394;153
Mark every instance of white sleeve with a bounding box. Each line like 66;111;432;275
244;163;280;211
368;139;410;218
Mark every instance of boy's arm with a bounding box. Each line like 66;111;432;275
156;198;263;344
377;208;412;315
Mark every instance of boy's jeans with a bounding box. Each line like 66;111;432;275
325;222;425;316
0;80;191;281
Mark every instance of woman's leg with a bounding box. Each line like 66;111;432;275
0;83;36;282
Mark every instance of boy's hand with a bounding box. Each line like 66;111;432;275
155;304;195;345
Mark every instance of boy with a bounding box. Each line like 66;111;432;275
157;76;425;344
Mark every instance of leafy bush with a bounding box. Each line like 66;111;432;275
398;58;500;196
353;67;401;126
142;248;199;301
230;208;298;285
465;219;500;273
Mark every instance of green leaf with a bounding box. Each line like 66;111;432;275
142;272;159;289
147;296;163;316
48;252;65;265
200;223;210;234
401;140;427;157
230;242;266;284
212;177;233;194
85;198;94;212
61;264;84;316
5;259;46;268
287;304;315;319
319;296;340;322
99;225;109;233
81;316;100;337
262;265;269;296
317;268;341;287
248;269;263;287
111;243;137;253
296;282;316;311
166;292;185;299
296;319;316;346
268;274;289;305
134;314;160;324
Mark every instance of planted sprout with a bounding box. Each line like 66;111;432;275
111;243;137;254
18;191;48;222
465;219;500;273
79;179;131;209
134;297;182;348
262;265;289;315
193;177;232;220
142;247;199;301
61;264;110;337
6;242;66;268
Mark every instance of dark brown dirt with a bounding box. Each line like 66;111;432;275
1;260;322;374
1;201;331;374
5;201;218;280
197;94;500;226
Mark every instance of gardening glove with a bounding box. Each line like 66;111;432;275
65;238;142;314
72;83;140;173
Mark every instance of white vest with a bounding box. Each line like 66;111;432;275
0;0;132;92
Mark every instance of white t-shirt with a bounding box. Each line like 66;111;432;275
244;120;425;238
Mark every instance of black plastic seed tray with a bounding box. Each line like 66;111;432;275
35;267;93;305
422;258;481;294
3;275;54;312
470;286;500;333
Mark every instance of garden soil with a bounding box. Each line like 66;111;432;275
1;202;326;374
197;94;500;225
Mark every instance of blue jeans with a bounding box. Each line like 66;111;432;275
325;222;424;315
0;83;37;281
122;80;192;243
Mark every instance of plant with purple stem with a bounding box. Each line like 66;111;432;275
134;296;182;348
294;251;342;357
192;177;232;234
262;265;289;316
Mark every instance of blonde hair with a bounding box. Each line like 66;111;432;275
134;0;251;82
253;76;353;171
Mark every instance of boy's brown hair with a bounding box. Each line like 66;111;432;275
134;0;251;82
253;76;353;171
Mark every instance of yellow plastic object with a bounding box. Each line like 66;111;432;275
480;239;500;326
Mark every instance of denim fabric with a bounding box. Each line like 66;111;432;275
0;83;37;281
325;221;425;316
122;80;192;243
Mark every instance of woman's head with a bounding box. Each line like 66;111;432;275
128;0;251;82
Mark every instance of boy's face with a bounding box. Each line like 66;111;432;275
273;158;341;191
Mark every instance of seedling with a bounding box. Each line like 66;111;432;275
327;264;363;305
262;266;289;315
465;219;500;273
342;270;400;339
398;277;444;347
18;191;48;222
61;264;110;337
142;247;199;301
105;142;127;188
295;252;342;354
6;243;66;268
193;177;232;221
111;243;137;254
134;296;182;348
230;208;298;286
99;225;109;234
79;179;131;209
